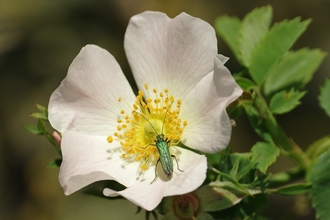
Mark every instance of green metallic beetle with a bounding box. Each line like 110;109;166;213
136;101;183;183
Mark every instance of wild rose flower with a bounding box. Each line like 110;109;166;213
48;11;242;211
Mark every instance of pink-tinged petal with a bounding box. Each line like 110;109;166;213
48;44;135;135
59;130;139;195
103;147;207;211
180;55;243;153
125;11;217;98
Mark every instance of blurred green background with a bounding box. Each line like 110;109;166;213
1;0;330;219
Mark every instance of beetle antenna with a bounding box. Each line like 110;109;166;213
161;101;175;135
133;111;159;135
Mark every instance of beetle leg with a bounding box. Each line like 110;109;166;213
171;155;183;172
150;158;160;184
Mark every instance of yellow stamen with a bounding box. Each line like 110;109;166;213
107;136;113;143
108;87;188;173
141;163;147;171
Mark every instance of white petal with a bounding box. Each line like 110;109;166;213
103;147;207;211
180;55;243;153
48;44;135;135
59;130;139;195
125;11;217;98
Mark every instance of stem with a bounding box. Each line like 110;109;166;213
269;167;304;187
253;90;311;170
45;131;62;156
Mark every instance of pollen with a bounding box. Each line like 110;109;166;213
107;87;188;173
141;163;147;171
107;136;113;143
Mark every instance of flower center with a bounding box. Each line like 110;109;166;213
107;84;188;172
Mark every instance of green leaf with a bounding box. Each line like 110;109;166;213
35;103;48;116
219;172;249;194
251;142;279;173
240;5;272;67
306;135;330;161
46;133;58;147
227;153;251;177
310;150;330;220
227;153;258;183
319;78;330;117
306;136;330;166
209;182;262;209
210;167;251;195
37;119;47;134
219;152;256;184
243;102;274;143
145;210;158;220
197;184;241;212
29;112;48;120
23;125;43;135
135;206;142;214
46;159;62;168
206;152;221;167
272;182;311;195
235;159;257;182
234;75;257;91
249;18;311;85
269;89;306;114
264;48;325;96
215;15;242;62
210;194;268;220
240;194;268;219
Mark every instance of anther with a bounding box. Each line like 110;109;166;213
107;136;113;143
108;86;188;175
